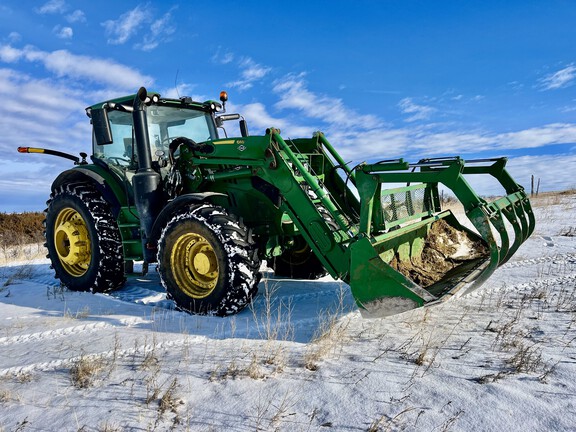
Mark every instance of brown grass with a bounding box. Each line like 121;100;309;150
0;212;44;248
528;188;576;207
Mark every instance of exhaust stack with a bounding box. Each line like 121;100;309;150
132;87;162;262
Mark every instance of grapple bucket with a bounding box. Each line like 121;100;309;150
349;157;534;317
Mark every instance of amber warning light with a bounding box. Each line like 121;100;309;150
18;147;44;154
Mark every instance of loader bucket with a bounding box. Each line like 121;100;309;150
348;157;534;317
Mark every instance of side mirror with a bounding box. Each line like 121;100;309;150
240;119;249;137
91;108;113;145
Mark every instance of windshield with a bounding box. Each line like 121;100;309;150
93;104;218;168
147;105;217;148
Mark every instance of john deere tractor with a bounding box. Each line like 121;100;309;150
18;87;534;316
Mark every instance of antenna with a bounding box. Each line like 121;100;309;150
174;69;180;99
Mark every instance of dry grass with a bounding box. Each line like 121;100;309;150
1;265;34;289
304;286;350;370
0;212;45;262
0;389;17;404
158;377;181;415
0;212;44;247
250;279;295;342
529;188;576;207
559;226;576;237
96;422;123;432
70;355;106;389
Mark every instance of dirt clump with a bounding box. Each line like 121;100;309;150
390;219;489;288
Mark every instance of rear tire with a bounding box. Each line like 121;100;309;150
157;204;261;316
272;206;337;280
272;236;327;280
44;183;125;293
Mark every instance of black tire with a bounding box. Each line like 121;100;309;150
44;183;125;293
157;204;261;316
272;235;328;280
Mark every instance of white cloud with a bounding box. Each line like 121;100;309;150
273;74;381;129
36;0;67;14
54;26;73;39
227;57;271;91
211;47;234;64
498;123;576;149
540;64;576;90
329;127;412;162
560;104;576;113
392;123;576;158
240;102;312;137
8;32;21;43
135;9;176;51
0;44;153;90
66;10;86;23
398;97;436;122
408;129;495;154
40;49;152;88
102;5;150;45
159;83;204;101
0;68;90;165
0;45;23;62
102;5;175;51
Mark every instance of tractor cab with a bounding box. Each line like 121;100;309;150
88;94;221;176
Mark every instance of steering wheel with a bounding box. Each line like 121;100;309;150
107;156;131;165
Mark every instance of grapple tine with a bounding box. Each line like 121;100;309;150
464;206;501;284
490;191;534;266
514;199;529;243
522;197;536;238
486;204;511;264
498;202;523;265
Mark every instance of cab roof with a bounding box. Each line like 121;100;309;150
87;92;220;112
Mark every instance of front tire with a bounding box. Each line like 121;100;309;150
157;204;261;316
44;183;125;293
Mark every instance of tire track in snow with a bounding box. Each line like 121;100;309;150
0;321;115;346
251;286;348;307
501;252;576;269
0;316;149;346
0;335;206;377
466;273;576;299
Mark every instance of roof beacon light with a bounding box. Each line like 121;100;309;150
219;91;228;113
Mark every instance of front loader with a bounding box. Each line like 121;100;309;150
18;87;534;316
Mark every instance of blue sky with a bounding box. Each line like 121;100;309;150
1;0;575;212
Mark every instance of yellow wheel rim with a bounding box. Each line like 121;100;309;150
53;208;91;276
171;232;219;298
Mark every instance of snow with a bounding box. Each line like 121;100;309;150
0;193;575;431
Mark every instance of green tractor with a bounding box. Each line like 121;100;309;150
18;87;534;317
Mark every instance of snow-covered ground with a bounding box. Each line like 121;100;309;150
0;192;575;431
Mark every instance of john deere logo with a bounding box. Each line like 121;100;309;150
238;144;246;151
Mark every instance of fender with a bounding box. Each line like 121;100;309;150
51;165;129;217
147;192;227;248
